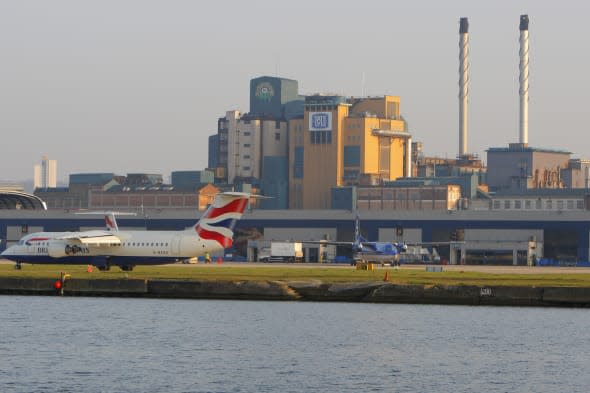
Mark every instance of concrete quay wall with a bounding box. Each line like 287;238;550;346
1;278;590;307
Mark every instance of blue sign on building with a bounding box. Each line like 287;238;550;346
309;112;332;131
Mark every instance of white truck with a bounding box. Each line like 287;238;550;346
258;241;303;262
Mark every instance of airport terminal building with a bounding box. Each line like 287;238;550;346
1;207;589;265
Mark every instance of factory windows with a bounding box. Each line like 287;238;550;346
243;155;250;159
310;131;331;144
275;132;280;141
546;200;553;210
504;200;511;209
243;132;251;136
294;147;304;178
243;166;251;171
557;200;564;210
567;200;574;210
344;145;361;167
535;199;542;209
525;200;532;209
244;143;251;148
493;200;501;209
275;120;281;129
514;200;521;209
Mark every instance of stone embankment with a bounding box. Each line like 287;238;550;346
1;277;590;307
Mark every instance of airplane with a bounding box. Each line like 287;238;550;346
1;192;250;271
304;213;409;266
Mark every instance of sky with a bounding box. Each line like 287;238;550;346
1;1;589;183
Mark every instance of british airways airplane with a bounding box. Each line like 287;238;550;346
1;192;250;271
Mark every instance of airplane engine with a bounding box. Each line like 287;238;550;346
48;241;84;258
48;241;68;258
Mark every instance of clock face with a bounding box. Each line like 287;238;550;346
255;82;274;102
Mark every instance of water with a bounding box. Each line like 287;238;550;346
1;297;589;393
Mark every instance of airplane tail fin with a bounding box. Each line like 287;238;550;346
194;192;250;248
352;212;365;250
75;211;135;231
105;213;118;231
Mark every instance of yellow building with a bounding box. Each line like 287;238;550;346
289;95;412;209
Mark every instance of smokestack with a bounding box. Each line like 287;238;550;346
406;138;412;177
519;14;529;145
458;17;469;157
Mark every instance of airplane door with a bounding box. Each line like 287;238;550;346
170;235;181;256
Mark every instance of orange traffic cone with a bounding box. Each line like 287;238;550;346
383;271;389;282
87;265;93;273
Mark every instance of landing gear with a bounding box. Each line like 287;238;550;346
97;264;111;271
14;262;22;270
120;265;135;272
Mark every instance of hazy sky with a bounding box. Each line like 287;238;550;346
1;1;589;183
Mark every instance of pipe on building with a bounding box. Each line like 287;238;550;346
406;138;413;178
459;17;469;156
371;129;413;177
371;130;412;138
519;14;529;145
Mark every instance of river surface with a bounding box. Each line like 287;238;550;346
1;296;589;393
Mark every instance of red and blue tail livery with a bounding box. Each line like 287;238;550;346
195;193;249;248
1;192;251;271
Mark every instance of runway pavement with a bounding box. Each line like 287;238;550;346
2;258;589;274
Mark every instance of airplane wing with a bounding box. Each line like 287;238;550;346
404;241;465;247
57;230;122;246
301;240;354;246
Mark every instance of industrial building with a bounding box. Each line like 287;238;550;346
34;172;222;211
171;170;214;191
331;183;462;211
88;183;219;211
211;76;304;209
484;15;577;194
487;144;571;191
561;159;590;188
289;95;412;209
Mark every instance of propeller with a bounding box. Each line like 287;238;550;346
353;242;364;252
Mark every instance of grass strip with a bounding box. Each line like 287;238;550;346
2;264;590;287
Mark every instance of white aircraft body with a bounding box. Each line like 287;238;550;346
1;192;250;271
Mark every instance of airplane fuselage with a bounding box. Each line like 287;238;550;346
1;230;222;268
353;242;402;264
